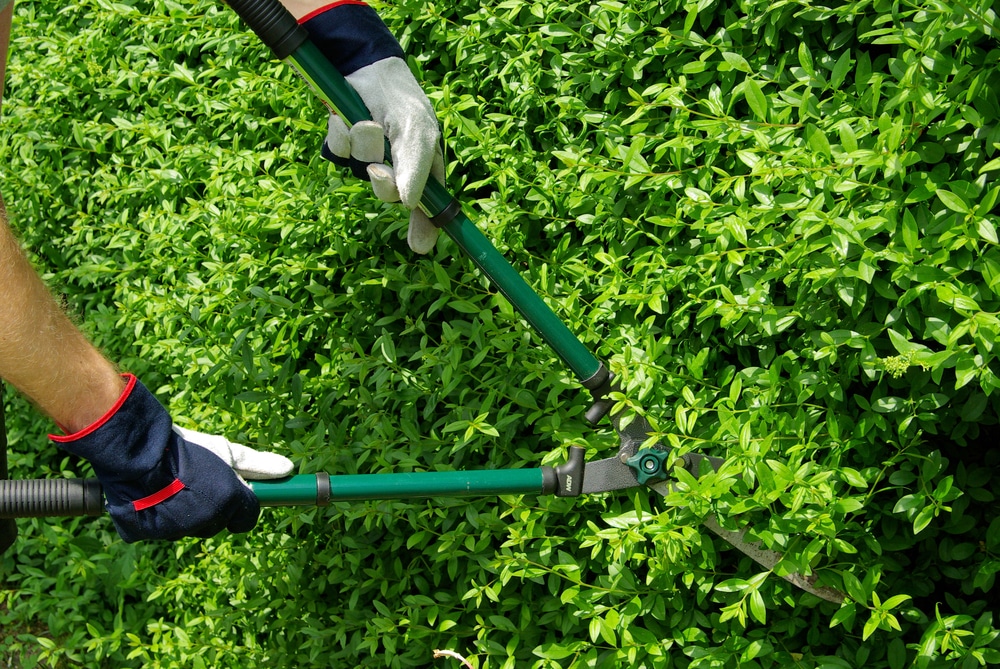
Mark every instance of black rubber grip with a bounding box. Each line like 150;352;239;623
1;381;16;552
0;478;104;518
225;0;307;60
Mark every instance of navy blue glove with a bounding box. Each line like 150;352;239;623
298;0;404;77
51;375;293;543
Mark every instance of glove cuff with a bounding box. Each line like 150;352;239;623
50;373;172;481
299;1;404;76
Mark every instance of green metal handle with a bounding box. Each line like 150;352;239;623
251;468;549;504
250;474;330;506
252;449;585;504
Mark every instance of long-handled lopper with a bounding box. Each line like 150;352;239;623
0;0;844;604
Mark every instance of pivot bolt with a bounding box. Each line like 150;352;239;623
625;448;671;485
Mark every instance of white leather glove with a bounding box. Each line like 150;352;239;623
324;57;445;254
172;426;294;483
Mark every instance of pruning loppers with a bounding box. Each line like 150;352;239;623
0;0;843;604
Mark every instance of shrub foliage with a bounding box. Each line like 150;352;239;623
2;0;999;666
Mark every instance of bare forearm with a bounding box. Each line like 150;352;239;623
0;0;344;433
277;0;332;21
0;200;125;433
2;4;124;432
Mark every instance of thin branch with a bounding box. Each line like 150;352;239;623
433;649;475;669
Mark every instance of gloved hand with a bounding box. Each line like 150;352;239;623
301;1;444;254
50;374;294;543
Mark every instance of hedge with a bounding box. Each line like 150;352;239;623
1;0;999;666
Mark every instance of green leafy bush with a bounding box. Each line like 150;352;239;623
2;0;999;666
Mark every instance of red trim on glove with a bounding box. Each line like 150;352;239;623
50;374;138;443
132;478;186;511
298;0;368;23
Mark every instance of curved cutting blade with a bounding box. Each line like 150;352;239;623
648;455;846;604
699;514;845;604
588;412;846;604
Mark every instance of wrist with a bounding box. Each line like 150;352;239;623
50;374;173;482
47;362;129;435
51;373;134;441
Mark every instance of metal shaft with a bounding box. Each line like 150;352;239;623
252;468;546;503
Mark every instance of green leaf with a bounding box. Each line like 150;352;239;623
894;494;925;515
723;51;752;73
599;616;617;645
874;396;907;413
881;594;912;610
748;589;767;624
449;300;482;314
714;578;748;593
888;329;920;354
862;612;881;640
956;353;980;389
533;644;576;660
588;617;602;643
377;333;397;363
913;505;937;534
798;42;815;76
831;50;852;89
902;209;920;252
744;78;768;120
887;638;906;669
840;467;868;488
977;218;998;244
234;390;270;403
806;124;832;159
842;571;868;603
830;602;857;629
937;189;971;213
